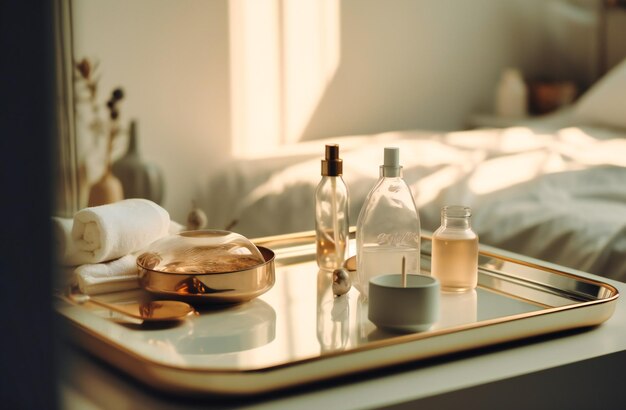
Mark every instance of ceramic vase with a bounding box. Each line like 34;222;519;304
88;170;124;207
112;120;164;204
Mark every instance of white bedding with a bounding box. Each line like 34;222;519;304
207;118;626;281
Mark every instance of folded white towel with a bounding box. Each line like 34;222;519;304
70;199;170;265
75;254;139;295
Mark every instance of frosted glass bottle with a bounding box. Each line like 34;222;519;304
431;205;478;292
355;147;421;298
315;144;349;271
495;68;527;118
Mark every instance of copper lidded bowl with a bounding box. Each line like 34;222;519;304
136;230;275;304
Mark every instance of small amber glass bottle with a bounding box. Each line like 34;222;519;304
431;205;478;292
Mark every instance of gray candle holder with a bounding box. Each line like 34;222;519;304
368;274;440;333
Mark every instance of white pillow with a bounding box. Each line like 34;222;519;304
574;57;626;129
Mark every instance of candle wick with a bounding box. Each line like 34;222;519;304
402;256;406;288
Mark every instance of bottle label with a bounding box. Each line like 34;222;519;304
376;232;419;246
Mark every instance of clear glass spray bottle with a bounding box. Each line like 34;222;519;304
355;147;421;298
315;144;349;271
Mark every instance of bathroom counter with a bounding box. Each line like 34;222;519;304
57;245;626;409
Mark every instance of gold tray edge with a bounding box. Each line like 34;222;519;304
478;248;621;298
60;295;618;396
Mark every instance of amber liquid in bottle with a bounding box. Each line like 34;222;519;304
431;206;478;292
317;228;347;269
431;236;478;292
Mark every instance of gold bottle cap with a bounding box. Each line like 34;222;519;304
321;144;343;176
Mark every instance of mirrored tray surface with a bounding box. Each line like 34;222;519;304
56;232;619;396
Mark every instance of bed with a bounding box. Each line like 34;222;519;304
207;59;626;282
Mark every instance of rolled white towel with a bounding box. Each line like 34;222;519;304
71;199;170;265
75;254;139;295
53;214;183;266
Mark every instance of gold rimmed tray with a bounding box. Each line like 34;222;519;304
55;232;619;397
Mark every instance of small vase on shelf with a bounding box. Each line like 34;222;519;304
112;120;164;204
495;68;528;118
88;169;124;207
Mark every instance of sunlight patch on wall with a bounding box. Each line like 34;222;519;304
229;0;281;158
282;0;340;144
229;0;340;158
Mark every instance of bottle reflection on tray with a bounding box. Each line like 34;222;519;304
432;290;478;330
317;270;350;353
356;293;377;343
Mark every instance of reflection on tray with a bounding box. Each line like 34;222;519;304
433;290;477;330
317;270;350;352
141;299;276;355
175;300;276;355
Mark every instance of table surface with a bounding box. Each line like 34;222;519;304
58;245;626;409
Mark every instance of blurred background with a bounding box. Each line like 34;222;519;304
58;0;626;224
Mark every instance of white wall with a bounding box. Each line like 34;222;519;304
301;0;548;139
72;0;231;222
72;0;571;223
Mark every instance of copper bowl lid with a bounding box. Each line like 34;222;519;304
137;230;275;304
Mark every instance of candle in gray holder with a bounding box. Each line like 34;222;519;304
368;257;439;333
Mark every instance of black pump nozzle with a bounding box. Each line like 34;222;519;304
321;144;343;176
